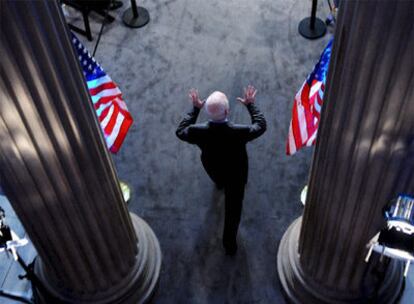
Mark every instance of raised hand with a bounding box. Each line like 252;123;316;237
236;85;257;105
188;88;205;109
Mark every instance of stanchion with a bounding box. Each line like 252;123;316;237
298;0;326;39
122;0;150;28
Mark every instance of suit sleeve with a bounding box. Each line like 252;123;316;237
244;103;267;142
176;107;201;144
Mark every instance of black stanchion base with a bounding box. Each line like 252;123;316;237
122;7;150;28
298;17;326;39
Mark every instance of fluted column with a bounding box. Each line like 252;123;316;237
0;1;161;303
278;1;414;303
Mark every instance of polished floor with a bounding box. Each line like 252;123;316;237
1;0;413;303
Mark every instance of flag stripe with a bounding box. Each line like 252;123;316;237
290;99;305;150
90;87;122;104
109;116;133;153
297;102;308;144
96;101;113;117
106;112;125;148
287;122;297;154
100;104;115;129
89;82;117;96
300;83;317;141
87;75;112;89
104;105;120;135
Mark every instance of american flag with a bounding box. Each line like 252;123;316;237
286;38;333;155
71;33;133;153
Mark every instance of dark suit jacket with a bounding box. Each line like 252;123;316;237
176;103;266;185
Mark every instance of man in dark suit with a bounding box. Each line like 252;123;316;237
176;85;266;255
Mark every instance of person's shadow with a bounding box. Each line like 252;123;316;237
188;187;256;304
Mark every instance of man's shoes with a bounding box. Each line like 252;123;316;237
224;242;237;256
109;1;123;10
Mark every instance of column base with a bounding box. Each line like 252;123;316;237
122;7;150;28
34;213;161;304
277;217;404;304
298;17;327;40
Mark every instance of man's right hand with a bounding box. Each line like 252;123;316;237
237;85;257;105
189;88;205;109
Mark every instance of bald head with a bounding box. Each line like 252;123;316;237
205;91;229;121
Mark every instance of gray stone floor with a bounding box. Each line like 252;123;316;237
1;0;413;303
